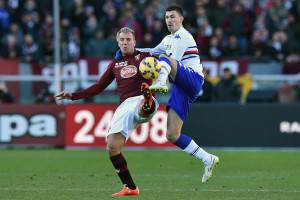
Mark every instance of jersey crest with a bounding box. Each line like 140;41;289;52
134;54;140;61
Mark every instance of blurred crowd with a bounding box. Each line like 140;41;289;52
0;0;299;64
0;0;300;104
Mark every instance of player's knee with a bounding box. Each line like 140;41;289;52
166;129;180;143
106;143;121;156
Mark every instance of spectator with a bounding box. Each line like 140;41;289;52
0;34;21;58
209;0;229;28
151;19;165;45
70;0;86;29
248;29;270;60
64;28;81;61
269;31;289;62
82;5;98;42
85;29;117;57
223;35;241;58
98;0;118;38
118;7;142;44
277;81;298;104
213;67;241;102
268;0;289;31
8;22;24;45
227;3;249;55
208;36;223;59
40;13;54;62
0;81;14;103
35;87;55;103
21;34;39;62
0;0;10;37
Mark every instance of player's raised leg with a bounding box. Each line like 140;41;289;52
107;134;140;197
150;55;178;93
167;109;219;183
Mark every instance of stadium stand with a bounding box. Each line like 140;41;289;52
0;0;299;104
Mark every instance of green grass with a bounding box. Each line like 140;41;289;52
0;149;300;200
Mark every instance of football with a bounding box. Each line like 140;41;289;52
139;57;161;80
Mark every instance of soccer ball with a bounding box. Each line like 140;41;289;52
139;57;161;80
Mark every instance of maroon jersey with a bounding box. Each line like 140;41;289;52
71;51;152;103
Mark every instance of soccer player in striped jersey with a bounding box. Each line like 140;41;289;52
141;5;220;183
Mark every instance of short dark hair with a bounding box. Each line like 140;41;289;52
166;5;183;16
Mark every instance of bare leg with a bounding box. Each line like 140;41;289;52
107;133;137;190
166;108;183;143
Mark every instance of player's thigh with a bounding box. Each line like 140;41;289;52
167;108;183;137
173;63;203;97
168;57;178;81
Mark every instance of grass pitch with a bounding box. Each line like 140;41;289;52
0;149;299;200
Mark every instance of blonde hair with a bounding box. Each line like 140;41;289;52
116;27;135;40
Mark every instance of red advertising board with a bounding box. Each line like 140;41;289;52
65;104;174;148
0;104;65;146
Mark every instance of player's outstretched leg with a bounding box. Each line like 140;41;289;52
107;134;140;197
149;56;171;93
175;134;220;183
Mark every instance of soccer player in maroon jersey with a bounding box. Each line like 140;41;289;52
55;27;158;197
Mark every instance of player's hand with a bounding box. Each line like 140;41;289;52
55;91;72;100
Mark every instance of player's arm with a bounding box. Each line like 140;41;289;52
55;63;115;100
137;38;167;56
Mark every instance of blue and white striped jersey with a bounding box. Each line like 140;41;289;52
148;26;203;76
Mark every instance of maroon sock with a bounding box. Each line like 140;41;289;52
110;153;136;190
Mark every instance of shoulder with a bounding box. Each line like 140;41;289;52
163;34;172;41
106;60;117;70
181;27;194;39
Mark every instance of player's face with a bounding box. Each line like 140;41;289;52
117;32;136;55
165;11;183;33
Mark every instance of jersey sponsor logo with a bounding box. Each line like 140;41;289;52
175;34;181;39
120;65;138;78
114;61;128;68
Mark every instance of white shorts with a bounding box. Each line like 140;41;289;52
107;95;159;140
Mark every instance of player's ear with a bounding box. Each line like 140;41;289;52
180;15;184;23
133;38;136;46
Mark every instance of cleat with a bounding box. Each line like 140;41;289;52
141;82;153;112
112;185;140;197
202;154;220;183
149;82;168;93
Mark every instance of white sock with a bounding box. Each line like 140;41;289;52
183;140;211;164
159;60;171;73
155;61;171;85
